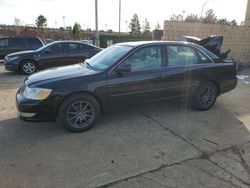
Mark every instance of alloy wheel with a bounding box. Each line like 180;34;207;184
22;62;36;74
199;86;215;108
66;101;95;128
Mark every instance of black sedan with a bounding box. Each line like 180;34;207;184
4;41;101;75
16;41;238;132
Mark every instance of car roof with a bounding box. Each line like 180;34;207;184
51;40;86;44
116;40;199;47
49;40;100;48
0;36;40;39
114;40;219;59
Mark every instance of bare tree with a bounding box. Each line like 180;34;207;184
202;9;217;24
155;22;161;30
185;14;199;23
14;17;21;26
170;14;183;22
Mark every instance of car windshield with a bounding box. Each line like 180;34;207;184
87;45;133;71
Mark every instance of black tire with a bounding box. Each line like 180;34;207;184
193;82;218;111
20;60;37;75
58;93;100;132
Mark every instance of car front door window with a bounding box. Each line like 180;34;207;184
122;46;162;72
47;43;64;54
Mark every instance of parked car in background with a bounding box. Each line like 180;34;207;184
0;37;43;59
4;41;102;74
16;41;238;132
81;40;94;45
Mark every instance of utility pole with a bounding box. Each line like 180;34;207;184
95;0;99;46
245;0;250;26
200;0;210;22
125;20;128;32
119;0;121;35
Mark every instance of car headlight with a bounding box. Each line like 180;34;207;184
22;86;52;100
7;56;19;61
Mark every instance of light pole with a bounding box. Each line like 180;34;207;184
95;0;99;46
63;16;65;29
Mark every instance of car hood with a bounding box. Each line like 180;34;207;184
25;64;99;86
7;50;35;57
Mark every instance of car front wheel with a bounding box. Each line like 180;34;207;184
193;82;218;111
20;60;37;75
58;94;100;132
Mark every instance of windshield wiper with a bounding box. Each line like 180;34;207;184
83;59;92;69
86;62;92;69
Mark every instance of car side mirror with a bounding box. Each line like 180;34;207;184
116;64;131;73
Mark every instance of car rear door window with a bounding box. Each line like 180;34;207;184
84;44;95;50
0;39;8;47
9;38;25;48
167;45;199;66
73;43;95;51
68;43;79;51
27;38;42;47
123;46;162;72
67;43;86;52
196;50;212;63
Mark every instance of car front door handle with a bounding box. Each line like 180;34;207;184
155;75;164;79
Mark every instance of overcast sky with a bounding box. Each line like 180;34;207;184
0;0;248;31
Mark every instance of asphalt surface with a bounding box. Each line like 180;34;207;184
0;62;250;188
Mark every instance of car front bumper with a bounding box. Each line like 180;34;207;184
4;63;19;72
16;92;58;122
4;59;19;72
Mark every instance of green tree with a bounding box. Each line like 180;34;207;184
217;18;230;25
203;9;217;24
129;14;141;34
216;18;237;26
230;19;237;26
170;14;183;22
72;22;81;37
142;18;151;34
35;15;47;30
185;14;199;23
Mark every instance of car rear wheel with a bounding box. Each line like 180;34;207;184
20;60;37;75
58;94;100;132
193;82;218;111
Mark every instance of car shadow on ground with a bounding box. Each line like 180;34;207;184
0;99;249;153
0;70;25;78
0;69;26;90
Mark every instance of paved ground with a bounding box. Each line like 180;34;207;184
0;62;250;188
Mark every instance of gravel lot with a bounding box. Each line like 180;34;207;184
0;62;250;188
